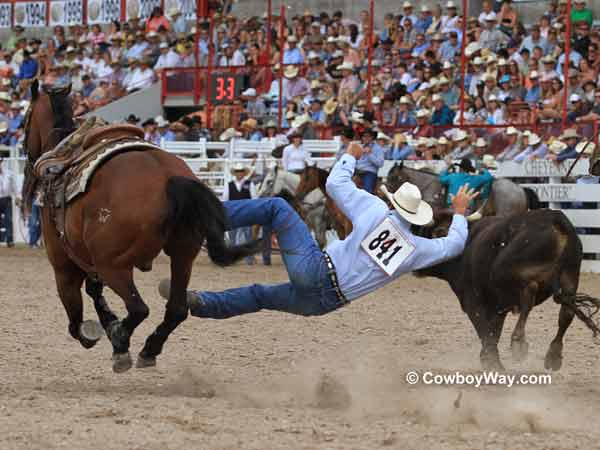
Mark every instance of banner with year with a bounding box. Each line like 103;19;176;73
87;0;120;24
49;0;83;26
13;1;47;27
0;3;12;28
126;0;160;20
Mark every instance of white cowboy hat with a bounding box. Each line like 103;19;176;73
291;114;311;128
0;121;7;134
376;131;391;141
219;128;242;141
432;94;443;103
576;141;596;155
350;111;364;123
416;109;430;118
438;136;449;145
528;133;541;146
284;66;299;78
506;126;519;136
482;154;498;169
453;129;468;141
381;182;433;226
442;61;453;70
230;162;249;174
337;62;354;71
241;88;257;97
529;70;539;79
155;115;169;127
399;96;412;105
475;137;487;148
372;96;382;105
560;128;580;140
549;140;567;154
465;42;481;57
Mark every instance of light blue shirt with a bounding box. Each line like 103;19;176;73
355;144;385;174
513;143;548;162
283;48;304;65
325;154;469;300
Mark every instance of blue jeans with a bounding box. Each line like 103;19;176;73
193;198;342;318
359;171;378;193
0;196;13;244
28;203;41;247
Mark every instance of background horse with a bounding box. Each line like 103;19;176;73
22;81;255;372
257;166;328;248
386;162;540;216
296;166;353;239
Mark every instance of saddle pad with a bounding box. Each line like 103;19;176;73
81;124;145;150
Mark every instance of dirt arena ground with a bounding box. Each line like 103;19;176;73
2;248;600;450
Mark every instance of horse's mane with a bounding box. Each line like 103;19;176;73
47;86;76;138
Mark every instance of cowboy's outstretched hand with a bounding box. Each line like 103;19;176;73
450;185;479;216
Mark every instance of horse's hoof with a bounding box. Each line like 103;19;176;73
136;354;157;369
79;320;103;349
510;338;529;363
544;352;563;371
112;352;132;373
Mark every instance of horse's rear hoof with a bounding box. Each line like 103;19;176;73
112;352;132;373
79;320;103;349
544;352;563;371
136;354;157;369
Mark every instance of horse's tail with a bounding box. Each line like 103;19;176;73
163;176;259;266
523;187;541;210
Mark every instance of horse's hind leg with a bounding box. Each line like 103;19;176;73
137;242;199;368
545;304;575;371
98;267;149;373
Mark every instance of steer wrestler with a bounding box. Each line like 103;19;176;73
159;143;477;317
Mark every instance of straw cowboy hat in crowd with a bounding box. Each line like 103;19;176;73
482;154;498;169
381;182;434;226
528;133;542;146
549;139;567;154
291;114;311;129
394;133;408;147
284;66;299;78
219;128;242;141
453;129;469;142
576;141;596;155
241;118;258;129
560;128;580;140
324;98;338;115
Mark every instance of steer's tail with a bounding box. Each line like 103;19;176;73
164;176;260;266
554;291;600;337
524;187;541;210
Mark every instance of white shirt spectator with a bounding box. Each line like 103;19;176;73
0;167;16;198
125;67;155;91
282;143;312;172
154;50;181;70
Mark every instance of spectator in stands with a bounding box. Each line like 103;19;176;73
496;126;521;161
156;116;176;142
572;0;593;27
568;93;592;122
431;94;455;125
391;133;414;160
449;130;473;159
479;13;508;53
547;129;579;162
142;118;160;145
170;9;186;35
154;42;180;70
80;74;96;98
413;109;433;138
126;58;155;92
146;7;170;33
240;89;266;118
283;66;310;103
283;36;304;65
0;158;15;247
355;129;384;193
282;132;312;173
513;133;547;162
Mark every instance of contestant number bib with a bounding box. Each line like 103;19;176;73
361;218;415;276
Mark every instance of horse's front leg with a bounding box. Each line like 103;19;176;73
54;266;104;349
98;267;149;373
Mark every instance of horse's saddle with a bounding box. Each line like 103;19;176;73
34;116;159;208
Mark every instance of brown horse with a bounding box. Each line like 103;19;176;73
296;166;353;239
22;81;256;372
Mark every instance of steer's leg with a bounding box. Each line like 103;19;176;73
510;282;537;362
466;303;507;371
545;304;575;371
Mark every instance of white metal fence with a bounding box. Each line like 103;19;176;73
3;141;599;272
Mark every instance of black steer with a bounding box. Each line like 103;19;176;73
417;209;600;371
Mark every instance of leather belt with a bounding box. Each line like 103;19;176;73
323;252;349;307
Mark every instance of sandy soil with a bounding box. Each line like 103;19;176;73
2;247;600;450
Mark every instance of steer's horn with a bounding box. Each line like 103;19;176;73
465;199;488;222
